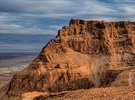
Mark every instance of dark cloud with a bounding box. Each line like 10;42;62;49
0;0;78;13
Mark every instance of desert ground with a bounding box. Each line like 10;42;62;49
1;84;135;100
21;86;135;100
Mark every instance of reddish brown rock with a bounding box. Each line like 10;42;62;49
6;19;135;97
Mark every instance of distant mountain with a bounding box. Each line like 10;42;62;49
0;33;55;51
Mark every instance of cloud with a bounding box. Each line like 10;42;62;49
0;0;76;13
118;5;135;15
0;24;21;29
49;25;62;30
114;0;135;2
0;24;56;35
0;0;117;16
76;0;116;15
0;0;135;35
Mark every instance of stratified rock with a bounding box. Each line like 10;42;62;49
7;19;135;97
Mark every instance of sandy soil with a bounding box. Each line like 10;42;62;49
34;86;135;100
1;81;135;100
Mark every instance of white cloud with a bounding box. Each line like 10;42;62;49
49;25;62;30
0;24;21;29
0;0;135;35
114;0;135;2
119;5;135;15
0;24;56;35
77;0;116;15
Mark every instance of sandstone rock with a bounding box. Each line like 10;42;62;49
6;19;135;97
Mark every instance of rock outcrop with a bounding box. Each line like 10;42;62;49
6;19;135;97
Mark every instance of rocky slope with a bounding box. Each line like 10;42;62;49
2;19;135;99
34;86;135;100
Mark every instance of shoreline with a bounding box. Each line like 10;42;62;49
0;50;40;53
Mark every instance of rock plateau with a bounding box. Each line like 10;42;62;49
1;19;135;99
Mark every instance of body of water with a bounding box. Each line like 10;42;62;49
0;51;40;60
0;51;40;74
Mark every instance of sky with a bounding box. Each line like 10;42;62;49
0;0;135;35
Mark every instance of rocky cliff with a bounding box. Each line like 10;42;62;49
6;19;135;97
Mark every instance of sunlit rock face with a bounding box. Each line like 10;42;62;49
7;19;135;96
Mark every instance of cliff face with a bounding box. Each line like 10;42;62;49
7;19;135;96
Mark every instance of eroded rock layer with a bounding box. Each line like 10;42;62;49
7;19;135;96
